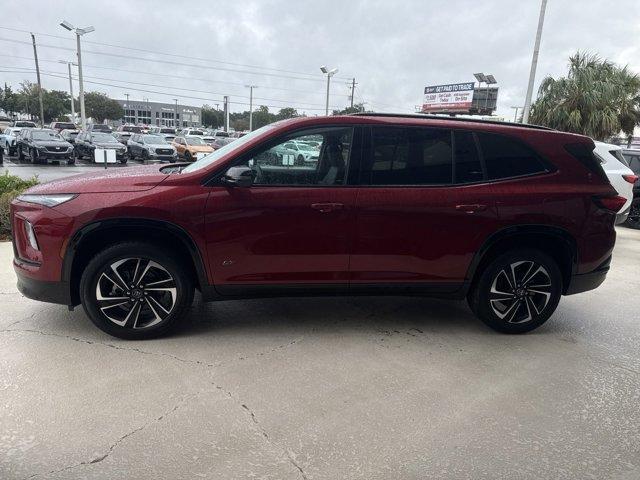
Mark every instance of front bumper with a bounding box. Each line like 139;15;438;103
565;256;611;295
38;150;73;160
16;268;71;305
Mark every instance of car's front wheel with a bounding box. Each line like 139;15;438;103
79;242;194;339
468;249;562;333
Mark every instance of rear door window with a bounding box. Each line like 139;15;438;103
476;132;547;180
454;131;484;183
363;127;452;185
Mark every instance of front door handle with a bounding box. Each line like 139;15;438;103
455;204;488;214
311;202;344;213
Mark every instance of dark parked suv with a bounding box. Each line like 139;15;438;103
17;128;74;164
10;115;624;339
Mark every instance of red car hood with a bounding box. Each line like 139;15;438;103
26;165;170;194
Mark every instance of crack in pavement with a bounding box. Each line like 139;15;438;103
23;395;191;479
0;328;303;371
211;384;308;480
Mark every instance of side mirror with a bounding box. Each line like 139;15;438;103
221;166;255;187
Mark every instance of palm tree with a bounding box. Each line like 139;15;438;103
530;52;640;140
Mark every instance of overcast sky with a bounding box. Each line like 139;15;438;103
1;0;639;119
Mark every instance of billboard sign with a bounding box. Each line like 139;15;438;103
422;82;475;113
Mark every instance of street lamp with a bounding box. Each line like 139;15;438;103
59;20;94;129
320;65;339;116
58;60;77;124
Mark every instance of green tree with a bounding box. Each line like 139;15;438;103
530;53;640;140
83;91;124;122
332;103;367;115
251;105;276;129
42;90;70;123
275;107;299;120
0;84;20;117
202;105;224;128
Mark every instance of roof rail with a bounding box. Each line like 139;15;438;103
348;112;553;131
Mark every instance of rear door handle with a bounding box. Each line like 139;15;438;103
311;202;344;213
455;204;488;214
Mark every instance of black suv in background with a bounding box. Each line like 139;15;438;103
17;129;74;164
621;149;640;229
74;132;128;163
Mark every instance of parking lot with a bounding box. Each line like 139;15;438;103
1;223;639;479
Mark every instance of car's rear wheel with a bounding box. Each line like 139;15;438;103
79;242;194;339
625;200;640;230
468;249;562;333
185;151;192;162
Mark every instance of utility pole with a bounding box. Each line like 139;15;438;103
223;96;229;132
511;106;521;123
522;0;548;124
67;63;75;123
350;78;357;109
30;34;45;128
245;85;257;131
173;98;178;128
76;32;86;128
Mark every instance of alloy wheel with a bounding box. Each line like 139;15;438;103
488;260;552;324
95;257;177;329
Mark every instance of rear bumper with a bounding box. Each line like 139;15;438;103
565;256;611;295
16;269;71;305
616;204;631;224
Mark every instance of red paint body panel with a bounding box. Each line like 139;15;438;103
9;115;618;305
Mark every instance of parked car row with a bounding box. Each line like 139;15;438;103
620;148;640;229
595;141;638;225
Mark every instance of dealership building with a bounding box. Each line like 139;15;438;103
115;99;202;128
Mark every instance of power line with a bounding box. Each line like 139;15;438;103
1;67;344;112
0;25;351;79
0;53;352;97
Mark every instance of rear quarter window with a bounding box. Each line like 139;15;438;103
476;132;547;180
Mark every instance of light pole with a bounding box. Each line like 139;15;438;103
173;99;178;128
320;66;339;116
59;21;94;129
245;85;257;131
522;0;548;124
511;106;523;123
58;60;77;123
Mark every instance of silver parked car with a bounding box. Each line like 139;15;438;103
127;134;177;162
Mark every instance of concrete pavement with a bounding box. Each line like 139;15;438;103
1;228;639;479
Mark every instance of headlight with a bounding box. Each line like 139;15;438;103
17;194;77;207
24;220;39;250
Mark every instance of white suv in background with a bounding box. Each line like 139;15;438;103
594;141;635;224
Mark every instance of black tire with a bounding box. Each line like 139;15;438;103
184;150;192;162
67;157;75;165
141;149;149;163
128;148;135;160
119;157;128;165
31;148;43;164
75;149;82;160
79;242;194;340
297;154;305;165
468;248;562;334
9;147;16;157
18;146;24;161
625;200;640;230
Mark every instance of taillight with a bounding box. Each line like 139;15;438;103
593;195;627;213
623;174;638;184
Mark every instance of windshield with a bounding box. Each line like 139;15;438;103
182;124;277;174
185;137;206;145
144;135;168;144
160;128;175;134
189;130;204;136
55;123;75;129
92;133;118;142
33;130;62;141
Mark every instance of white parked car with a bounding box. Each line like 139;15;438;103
1;127;23;156
594;141;635;224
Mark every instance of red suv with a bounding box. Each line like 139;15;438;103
10;115;624;339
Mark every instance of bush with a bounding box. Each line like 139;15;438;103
0;172;39;236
